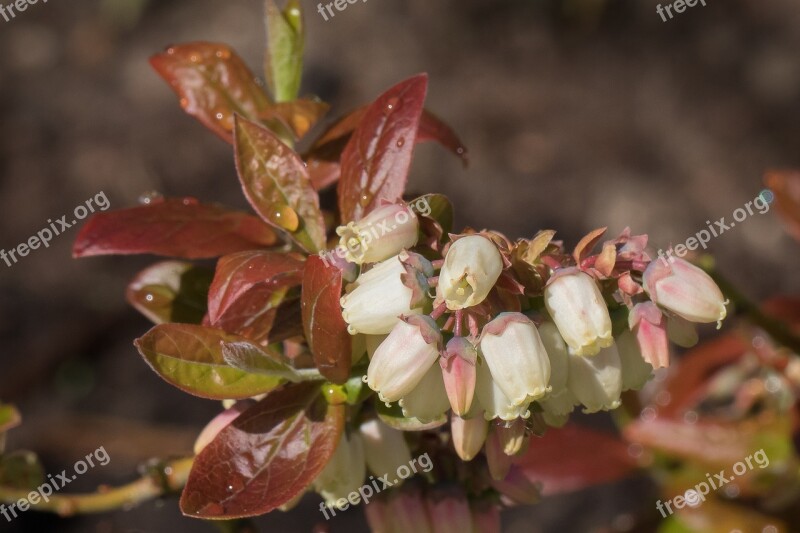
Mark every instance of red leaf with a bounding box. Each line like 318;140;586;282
417;109;469;166
301;255;352;384
180;383;344;518
234;115;326;253
514;424;636;495
207;251;305;343
73;198;278;259
307;106;467;192
337;75;428;221
150;43;274;143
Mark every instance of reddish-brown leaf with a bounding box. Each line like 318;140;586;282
180;382;344;519
234;115;326;253
338;75;428;221
573;227;608;265
514;424;636;495
150;43;273;143
207;251;305;343
260;98;329;140
73;198;278;259
301;255;352;384
306;106;467;192
764;170;800;243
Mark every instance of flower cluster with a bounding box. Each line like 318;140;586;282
336;208;728;464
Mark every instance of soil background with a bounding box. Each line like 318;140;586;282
1;0;799;531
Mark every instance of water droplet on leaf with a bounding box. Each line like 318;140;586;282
138;191;163;205
273;205;299;232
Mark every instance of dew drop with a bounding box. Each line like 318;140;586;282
215;48;231;59
179;98;189;109
273;205;300;232
359;194;370;207
138;191;163;205
166;47;176;55
189;54;200;63
396;137;405;148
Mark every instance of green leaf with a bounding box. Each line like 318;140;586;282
0;404;20;434
264;0;304;103
221;340;308;382
180;382;344;518
126;261;213;324
234;115;326;253
0;451;44;490
135;324;283;399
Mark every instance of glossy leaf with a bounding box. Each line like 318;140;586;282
150;42;273;143
514;424;636;495
135;324;283;399
180;382;344;518
234;115;326;253
73;198;278;259
301;255;351;384
573;227;607;265
221;340;305;382
127;261;214;324
338;75;428;221
264;0;304;103
207;251;305;342
417;109;469;166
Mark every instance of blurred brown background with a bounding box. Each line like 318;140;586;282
1;0;799;531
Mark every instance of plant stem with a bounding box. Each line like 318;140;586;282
0;457;193;517
700;258;800;354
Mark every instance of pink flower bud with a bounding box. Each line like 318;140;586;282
367;315;442;403
336;203;419;265
489;465;541;505
544;268;613;356
425;487;473;533
567;343;623;413
484;425;513;480
471;501;501;533
441;337;478;416
643;257;727;325
437;235;504;310
451;414;488;461
629;302;669;369
495;417;527;456
480;313;551;406
387;485;434;533
193;402;249;454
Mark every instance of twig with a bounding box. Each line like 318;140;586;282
0;457;193;517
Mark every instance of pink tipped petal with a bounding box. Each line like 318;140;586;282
442;337;478;415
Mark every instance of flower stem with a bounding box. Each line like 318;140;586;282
0;457;193;517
